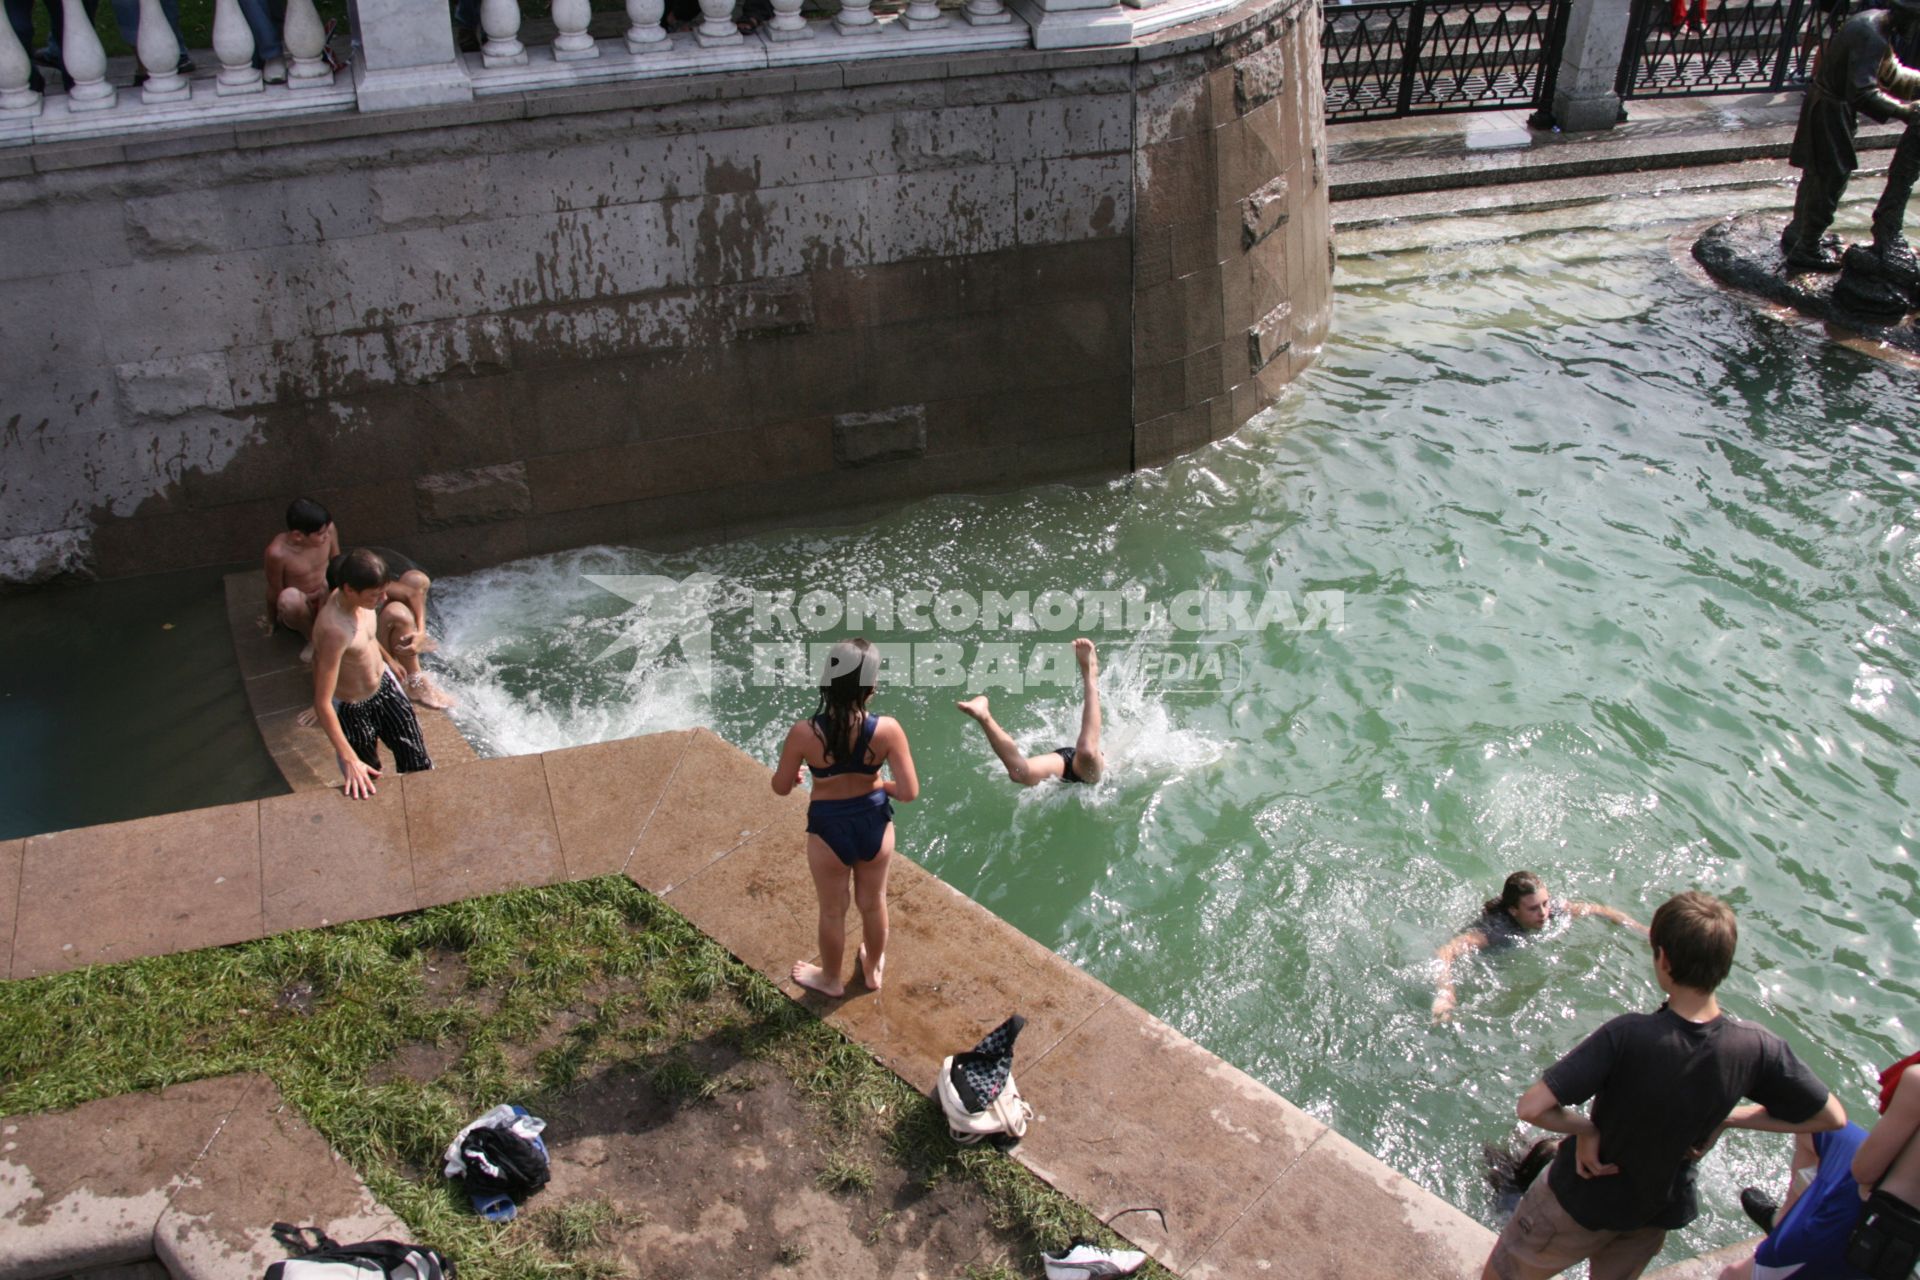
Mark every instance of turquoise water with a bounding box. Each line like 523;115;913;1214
431;185;1920;1262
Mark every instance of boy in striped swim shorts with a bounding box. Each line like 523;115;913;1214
312;548;433;798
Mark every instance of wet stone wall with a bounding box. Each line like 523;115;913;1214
0;0;1324;586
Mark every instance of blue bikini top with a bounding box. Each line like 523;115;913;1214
810;713;881;777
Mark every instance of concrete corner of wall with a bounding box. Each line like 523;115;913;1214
1130;0;1330;469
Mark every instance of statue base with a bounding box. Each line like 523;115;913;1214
1693;213;1920;354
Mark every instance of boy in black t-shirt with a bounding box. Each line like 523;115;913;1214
1483;891;1846;1280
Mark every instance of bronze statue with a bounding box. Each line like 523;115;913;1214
1782;0;1920;272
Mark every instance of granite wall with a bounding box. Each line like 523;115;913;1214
0;0;1325;585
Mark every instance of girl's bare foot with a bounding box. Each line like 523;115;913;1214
791;960;845;998
857;944;885;991
1073;636;1098;675
956;695;990;721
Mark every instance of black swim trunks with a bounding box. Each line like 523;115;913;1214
1055;747;1086;784
333;669;433;775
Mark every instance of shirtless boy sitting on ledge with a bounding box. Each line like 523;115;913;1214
263;497;338;663
313;548;434;799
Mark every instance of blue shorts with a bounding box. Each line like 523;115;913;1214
806;791;893;867
1754;1122;1870;1280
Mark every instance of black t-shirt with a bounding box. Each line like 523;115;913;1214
1543;1004;1829;1231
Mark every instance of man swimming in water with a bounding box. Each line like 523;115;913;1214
956;637;1104;786
325;546;454;710
1432;870;1648;1022
263;497;339;662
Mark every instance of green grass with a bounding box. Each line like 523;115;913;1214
0;876;1169;1280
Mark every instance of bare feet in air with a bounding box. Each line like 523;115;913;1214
1074;636;1098;676
955;695;991;722
405;671;457;711
857;944;885;992
791;960;845;998
298;644;314;665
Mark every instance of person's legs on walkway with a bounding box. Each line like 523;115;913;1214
794;836;854;997
851;828;893;991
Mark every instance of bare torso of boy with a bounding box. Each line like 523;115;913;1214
316;594;386;704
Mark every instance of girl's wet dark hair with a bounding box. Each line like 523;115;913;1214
1485;871;1546;918
1484;1133;1560;1200
812;638;877;767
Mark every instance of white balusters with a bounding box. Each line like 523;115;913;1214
283;0;332;87
696;0;738;44
212;0;263;93
833;0;879;34
902;0;946;28
766;0;810;40
551;0;599;59
962;0;1011;23
136;0;189;100
625;0;666;51
0;3;41;114
58;0;115;109
482;0;528;66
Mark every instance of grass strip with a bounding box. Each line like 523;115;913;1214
0;875;1167;1279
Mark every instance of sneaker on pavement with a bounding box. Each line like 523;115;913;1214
1043;1242;1148;1280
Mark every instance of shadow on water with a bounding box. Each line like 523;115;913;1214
0;565;288;840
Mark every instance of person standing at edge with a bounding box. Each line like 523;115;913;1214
773;638;918;999
1484;891;1846;1280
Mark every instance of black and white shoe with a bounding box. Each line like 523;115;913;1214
1042;1242;1147;1279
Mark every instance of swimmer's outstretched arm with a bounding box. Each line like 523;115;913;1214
1432;929;1490;1023
1564;901;1650;936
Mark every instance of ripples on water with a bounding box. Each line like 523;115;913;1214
432;189;1920;1261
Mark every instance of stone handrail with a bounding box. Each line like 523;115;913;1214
0;0;1245;147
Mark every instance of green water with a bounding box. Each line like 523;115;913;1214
431;184;1920;1261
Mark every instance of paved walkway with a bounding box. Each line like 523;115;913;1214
1328;91;1907;203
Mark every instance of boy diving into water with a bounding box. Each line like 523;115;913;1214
957;637;1105;786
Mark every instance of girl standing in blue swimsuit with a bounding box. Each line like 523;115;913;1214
773;638;919;998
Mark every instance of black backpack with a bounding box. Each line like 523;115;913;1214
264;1227;454;1280
460;1123;551;1203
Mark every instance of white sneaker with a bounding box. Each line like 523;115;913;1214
1042;1243;1147;1279
262;56;287;84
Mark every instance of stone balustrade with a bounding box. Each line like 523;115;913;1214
0;0;1246;146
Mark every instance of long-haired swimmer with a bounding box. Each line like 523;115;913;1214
772;637;919;997
1431;870;1648;1022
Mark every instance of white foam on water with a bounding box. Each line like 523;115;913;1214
430;546;715;755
